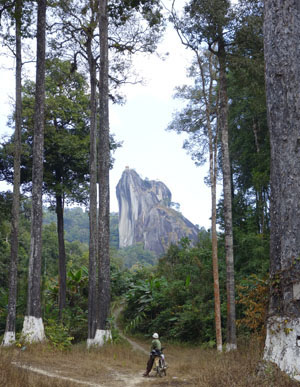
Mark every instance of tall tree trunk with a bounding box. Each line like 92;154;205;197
56;193;66;319
2;0;22;347
218;41;236;351
197;49;223;352
263;0;300;379
252;120;266;234
87;33;98;343
22;0;46;343
94;0;111;346
210;142;222;351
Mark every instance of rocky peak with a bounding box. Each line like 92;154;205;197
116;168;199;256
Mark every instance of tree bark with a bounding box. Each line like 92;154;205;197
264;0;300;378
22;0;46;342
2;0;22;346
252;120;267;235
98;0;110;331
87;33;98;341
218;40;236;351
56;193;66;318
197;49;223;352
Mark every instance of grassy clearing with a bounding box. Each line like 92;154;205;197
158;339;299;386
0;338;299;386
0;341;146;386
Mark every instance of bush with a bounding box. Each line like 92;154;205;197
236;274;269;341
45;319;74;350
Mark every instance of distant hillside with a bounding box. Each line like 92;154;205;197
43;206;179;268
43;207;119;249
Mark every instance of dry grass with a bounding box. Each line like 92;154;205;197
0;341;146;386
0;349;74;386
153;339;300;386
1;338;300;386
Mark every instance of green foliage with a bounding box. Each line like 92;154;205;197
42;222;59;278
183;0;234;47
217;193;269;281
0;0;35;42
43;207;119;249
116;243;157;268
0;195;129;340
122;234;226;344
44;207;89;243
110;213;119;249
41;217;90;278
0;192;12;289
227;0;269;236
0;59;93;211
233;227;269;278
110;254;132;299
44;267;88;342
25;59;90;204
45;318;74;350
122;227;269;345
0;288;8;334
0;192;270;346
0;195;30;335
62;208;89;243
109;0;164;30
42;258;132;342
106;316;124;344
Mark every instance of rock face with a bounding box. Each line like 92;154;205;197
116;168;199;256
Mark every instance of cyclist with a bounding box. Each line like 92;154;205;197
143;332;161;377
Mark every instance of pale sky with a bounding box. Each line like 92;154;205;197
0;1;219;230
109;25;214;228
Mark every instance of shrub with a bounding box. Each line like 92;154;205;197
236;274;269;341
45;318;74;350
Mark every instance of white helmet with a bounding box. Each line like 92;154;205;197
152;333;159;339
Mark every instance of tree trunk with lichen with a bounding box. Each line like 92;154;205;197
87;32;98;342
199;49;223;353
22;0;46;343
94;0;111;346
2;0;22;347
218;40;237;352
263;0;300;380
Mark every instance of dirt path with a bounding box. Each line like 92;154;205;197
13;361;151;386
13;362;104;386
11;304;167;386
113;304;149;355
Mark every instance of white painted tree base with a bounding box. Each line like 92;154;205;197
87;329;112;349
264;316;300;381
226;343;237;352
2;331;15;346
21;316;45;343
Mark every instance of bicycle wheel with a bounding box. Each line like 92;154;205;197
156;366;163;377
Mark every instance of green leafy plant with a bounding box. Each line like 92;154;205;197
45;319;74;350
